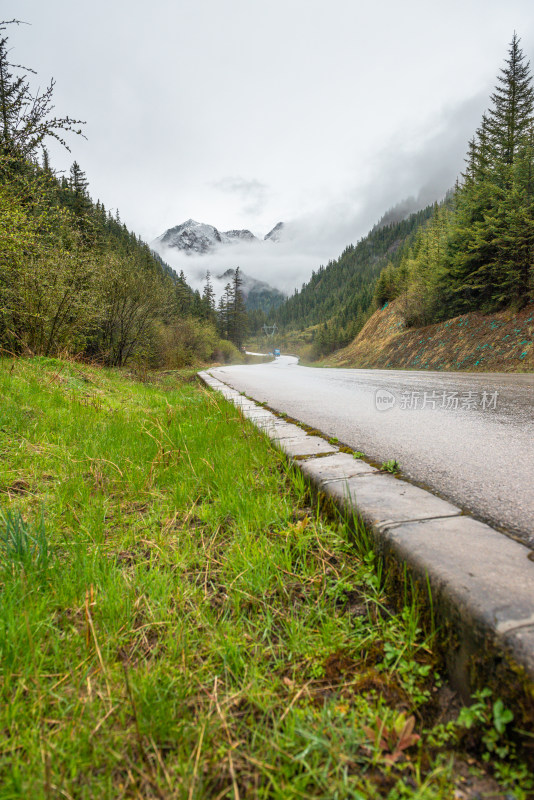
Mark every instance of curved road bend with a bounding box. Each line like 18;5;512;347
209;357;534;546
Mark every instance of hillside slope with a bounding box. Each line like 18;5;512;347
274;204;436;353
328;299;534;372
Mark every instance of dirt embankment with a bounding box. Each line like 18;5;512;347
329;299;534;372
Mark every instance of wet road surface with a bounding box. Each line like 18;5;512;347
210;357;534;545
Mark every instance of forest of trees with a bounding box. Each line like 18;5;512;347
373;34;534;327
274;205;436;357
275;35;534;359
3;21;531;367
0;21;245;367
214;268;248;349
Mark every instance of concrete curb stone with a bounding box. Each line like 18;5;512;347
324;473;462;527
198;369;534;698
278;436;339;457
299;453;380;482
264;422;307;440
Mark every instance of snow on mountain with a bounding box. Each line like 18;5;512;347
264;222;284;242
150;218;290;301
152;219;263;255
152;219;223;255
222;229;258;244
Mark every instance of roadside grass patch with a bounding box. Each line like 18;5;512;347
0;357;530;799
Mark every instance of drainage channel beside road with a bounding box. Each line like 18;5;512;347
199;369;534;721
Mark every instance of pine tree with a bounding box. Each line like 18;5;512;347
172;270;191;315
63;161;93;240
41;147;51;173
490;127;534;304
228;267;248;348
215;269;248;346
487;33;534;170
68;162;90;209
445;34;534;311
217;282;232;338
201;271;216;320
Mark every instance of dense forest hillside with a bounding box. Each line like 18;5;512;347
273;204;436;356
272;35;534;365
354;35;534;349
4;22;532;370
0;22;246;367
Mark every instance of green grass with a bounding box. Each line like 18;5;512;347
0;357;530;799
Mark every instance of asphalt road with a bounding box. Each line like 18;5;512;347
210;357;534;545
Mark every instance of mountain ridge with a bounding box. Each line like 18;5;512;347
152;219;284;256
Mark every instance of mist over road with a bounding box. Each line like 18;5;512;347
209;357;534;545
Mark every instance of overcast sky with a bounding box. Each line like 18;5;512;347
4;0;534;292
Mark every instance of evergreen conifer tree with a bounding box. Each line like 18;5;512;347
217;282;232;339
201;271;216;320
228;267;248;348
174;270;192;315
487;33;534;170
65;161;93;239
446;34;534;311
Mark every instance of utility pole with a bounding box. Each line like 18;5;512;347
262;323;278;338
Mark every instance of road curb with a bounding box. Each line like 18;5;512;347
199;370;534;706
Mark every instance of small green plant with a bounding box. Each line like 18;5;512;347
457;687;492;729
455;688;531;789
0;508;50;572
353;451;365;459
383;644;433;705
381;458;400;474
328;436;339;444
363;712;420;764
493;698;514;734
325;578;354;604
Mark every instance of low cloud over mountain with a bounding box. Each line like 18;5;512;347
150;197;433;301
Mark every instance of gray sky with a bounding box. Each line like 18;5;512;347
5;0;534;292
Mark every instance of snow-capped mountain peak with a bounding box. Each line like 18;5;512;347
153;219;223;255
152;219;283;256
264;222;284;242
222;229;257;244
